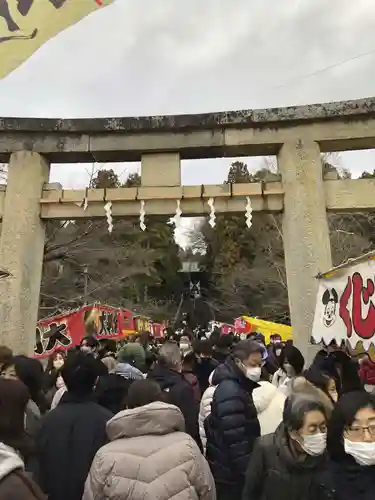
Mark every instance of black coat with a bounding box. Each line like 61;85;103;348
313;351;362;395
204;358;260;488
94;373;134;414
194;357;218;394
323;460;375;500
242;425;330;500
148;364;201;447
35;392;112;500
212;350;229;365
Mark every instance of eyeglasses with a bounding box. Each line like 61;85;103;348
345;425;375;439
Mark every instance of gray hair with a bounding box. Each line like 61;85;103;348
283;392;327;432
158;342;182;370
232;340;264;361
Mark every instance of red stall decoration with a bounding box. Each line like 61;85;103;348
120;308;136;336
35;304;126;358
151;323;164;338
234;317;254;337
220;323;235;336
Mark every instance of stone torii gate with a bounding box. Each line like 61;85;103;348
0;96;375;357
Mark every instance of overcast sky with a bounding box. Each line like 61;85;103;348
1;0;375;188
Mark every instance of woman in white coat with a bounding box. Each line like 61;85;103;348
199;371;217;454
252;381;286;435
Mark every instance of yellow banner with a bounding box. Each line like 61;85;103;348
242;316;293;344
0;0;113;80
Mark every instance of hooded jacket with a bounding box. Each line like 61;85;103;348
83;401;216;500
242;424;329;500
252;381;286;436
291;376;334;415
204;358;260;488
199;371;217;454
148;364;201;446
0;443;45;500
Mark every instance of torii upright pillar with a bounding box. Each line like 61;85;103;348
278;139;332;364
0;151;50;355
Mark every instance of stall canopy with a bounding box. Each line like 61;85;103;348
235;316;292;344
311;251;375;361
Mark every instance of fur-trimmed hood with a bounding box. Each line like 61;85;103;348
291;376;334;414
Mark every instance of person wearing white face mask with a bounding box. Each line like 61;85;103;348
326;391;375;500
204;340;263;500
243;393;330;500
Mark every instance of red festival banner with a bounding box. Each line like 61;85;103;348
35;304;131;359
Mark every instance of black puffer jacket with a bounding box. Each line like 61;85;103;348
242;424;331;500
147;364;201;447
204;358;260;488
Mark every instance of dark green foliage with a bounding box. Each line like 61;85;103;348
196;160;375;324
40;169;182;321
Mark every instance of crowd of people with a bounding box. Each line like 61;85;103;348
0;330;374;500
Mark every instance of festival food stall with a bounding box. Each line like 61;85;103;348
311;251;375;362
35;304;127;358
35;304;163;357
35;304;166;358
235;316;293;344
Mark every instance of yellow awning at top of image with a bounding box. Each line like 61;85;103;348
242;316;293;344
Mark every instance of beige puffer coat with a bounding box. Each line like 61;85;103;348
83;401;216;500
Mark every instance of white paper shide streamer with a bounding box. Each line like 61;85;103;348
245;196;253;228
139;200;146;231
168;199;182;227
208;198;216;228
104;201;113;233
